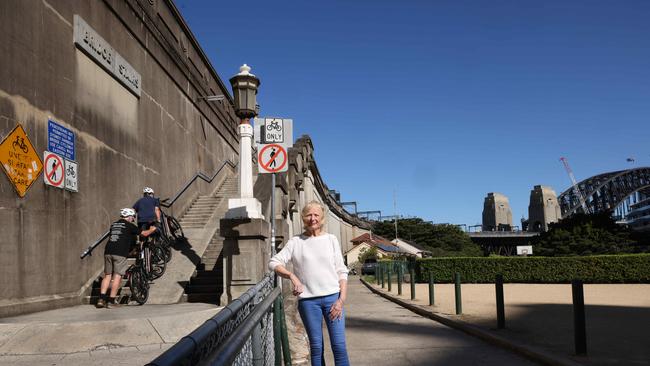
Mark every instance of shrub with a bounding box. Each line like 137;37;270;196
413;254;650;283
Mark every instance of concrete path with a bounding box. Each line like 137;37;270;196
0;303;221;365
322;279;537;366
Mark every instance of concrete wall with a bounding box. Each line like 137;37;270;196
0;0;239;316
528;185;561;232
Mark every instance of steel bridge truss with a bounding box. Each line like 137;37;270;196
558;167;650;218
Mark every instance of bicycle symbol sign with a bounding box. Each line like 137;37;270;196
258;143;287;174
263;118;283;143
0;124;43;197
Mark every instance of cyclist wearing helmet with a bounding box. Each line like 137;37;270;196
97;208;155;308
133;187;162;233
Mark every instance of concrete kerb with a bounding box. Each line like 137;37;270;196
359;278;583;366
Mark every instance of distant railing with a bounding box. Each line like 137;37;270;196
80;159;237;259
148;273;290;366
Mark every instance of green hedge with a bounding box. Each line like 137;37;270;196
412;254;650;283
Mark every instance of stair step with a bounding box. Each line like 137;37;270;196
185;293;221;304
189;276;223;286
193;270;222;278
184;284;222;294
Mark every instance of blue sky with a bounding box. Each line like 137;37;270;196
176;0;650;227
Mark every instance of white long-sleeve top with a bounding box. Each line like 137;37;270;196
268;233;349;299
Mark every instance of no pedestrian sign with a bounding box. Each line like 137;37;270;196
258;143;287;173
43;151;65;188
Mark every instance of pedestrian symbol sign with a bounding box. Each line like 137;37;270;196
258;143;287;173
0;124;43;197
43;151;65;188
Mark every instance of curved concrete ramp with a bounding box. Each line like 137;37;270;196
0;303;221;363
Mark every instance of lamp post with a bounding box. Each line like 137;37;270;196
225;64;264;219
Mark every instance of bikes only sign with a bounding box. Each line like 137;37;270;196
0;124;43;197
65;159;78;192
254;118;293;149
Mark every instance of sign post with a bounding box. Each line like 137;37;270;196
255;117;294;260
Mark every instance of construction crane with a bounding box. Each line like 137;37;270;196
559;157;591;214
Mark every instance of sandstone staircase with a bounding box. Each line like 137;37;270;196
182;178;237;304
84;175;238;305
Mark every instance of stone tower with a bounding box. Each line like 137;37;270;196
482;192;513;231
528;185;561;232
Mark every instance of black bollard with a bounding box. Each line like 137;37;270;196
572;280;587;355
410;267;416;300
397;265;403;295
376;264;381;285
387;266;392;292
428;272;434;306
496;274;505;329
454;272;462;315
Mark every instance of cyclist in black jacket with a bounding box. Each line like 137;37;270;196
97;208;155;308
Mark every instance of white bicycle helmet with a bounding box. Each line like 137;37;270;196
120;208;136;218
143;187;154;194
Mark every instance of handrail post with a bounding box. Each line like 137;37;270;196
454;272;462;315
273;295;282;366
251;293;264;366
496;274;505;329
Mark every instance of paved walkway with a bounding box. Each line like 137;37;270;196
0;303;221;365
323;279;537;365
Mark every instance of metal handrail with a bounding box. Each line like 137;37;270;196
148;273;275;366
205;286;281;365
80;230;110;259
80;159;236;259
161;159;237;208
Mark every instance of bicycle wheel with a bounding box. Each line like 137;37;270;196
157;235;172;263
129;267;149;305
149;244;167;280
167;216;185;240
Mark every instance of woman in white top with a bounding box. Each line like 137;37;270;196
269;201;350;366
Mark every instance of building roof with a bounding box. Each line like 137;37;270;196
350;232;399;249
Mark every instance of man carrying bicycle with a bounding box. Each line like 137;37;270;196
133;187;161;234
97;208;155;308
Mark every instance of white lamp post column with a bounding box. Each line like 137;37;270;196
225;64;263;219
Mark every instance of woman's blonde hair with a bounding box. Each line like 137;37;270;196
301;200;327;230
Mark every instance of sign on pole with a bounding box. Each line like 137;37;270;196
65;159;78;192
254;118;293;149
0;124;43;197
258;143;288;174
43;151;65;189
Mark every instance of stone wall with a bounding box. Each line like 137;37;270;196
0;0;239;317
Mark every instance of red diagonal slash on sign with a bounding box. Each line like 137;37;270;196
44;153;64;186
259;144;287;173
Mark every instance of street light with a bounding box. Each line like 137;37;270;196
225;64;263;219
229;64;260;121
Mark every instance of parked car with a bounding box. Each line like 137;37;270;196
361;258;377;275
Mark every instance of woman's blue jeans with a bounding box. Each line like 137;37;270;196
297;292;350;366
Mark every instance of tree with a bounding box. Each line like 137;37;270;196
358;246;378;263
373;218;482;257
533;212;643;256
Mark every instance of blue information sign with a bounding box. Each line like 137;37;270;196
48;119;75;161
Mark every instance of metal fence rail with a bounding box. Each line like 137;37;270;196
147;273;284;366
